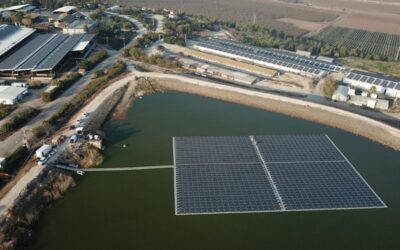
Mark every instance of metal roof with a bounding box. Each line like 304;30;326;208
0;33;86;73
0;34;55;71
345;70;400;90
0;25;35;58
194;38;342;76
53;6;77;14
0;86;27;99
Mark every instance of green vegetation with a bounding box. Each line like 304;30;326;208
2;146;28;174
41;73;81;102
0;107;40;138
339;57;400;77
315;26;400;61
97;14;135;50
129;47;182;69
323;77;338;99
0;104;15;120
77;49;108;71
33;61;126;140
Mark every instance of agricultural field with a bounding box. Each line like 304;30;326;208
315;26;400;60
123;0;338;36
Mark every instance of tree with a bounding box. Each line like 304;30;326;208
11;12;24;24
323;77;338;98
369;86;377;95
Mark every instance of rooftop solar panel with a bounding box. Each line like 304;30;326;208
0;34;54;71
16;34;68;71
34;34;83;71
173;135;385;215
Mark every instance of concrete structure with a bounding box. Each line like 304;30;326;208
343;70;400;99
349;95;389;110
332;85;349;102
53;12;98;35
107;5;121;12
296;50;311;58
35;144;52;160
183;59;258;85
0;86;28;105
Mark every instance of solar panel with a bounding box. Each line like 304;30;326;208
175;163;281;214
268;161;384;210
254;135;343;163
173;136;258;165
173;135;386;215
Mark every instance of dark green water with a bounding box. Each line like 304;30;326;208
30;92;400;250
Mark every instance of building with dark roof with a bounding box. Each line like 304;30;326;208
0;33;95;79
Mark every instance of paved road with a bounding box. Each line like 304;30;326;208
0;14;147;158
0;14;148;217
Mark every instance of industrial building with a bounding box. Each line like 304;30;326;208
0;26;95;79
53;6;78;15
343;70;400;99
192;38;345;78
0;4;36;19
0;85;28;105
52;12;98;35
0;25;35;58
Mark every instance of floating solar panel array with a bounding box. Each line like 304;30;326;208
345;70;400;91
192;38;344;77
173;135;386;215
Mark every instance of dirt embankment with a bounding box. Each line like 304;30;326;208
0;169;75;249
144;77;400;151
112;79;160;120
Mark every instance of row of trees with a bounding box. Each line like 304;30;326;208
77;49;108;71
41;72;81;102
0;107;40;138
32;61;126;139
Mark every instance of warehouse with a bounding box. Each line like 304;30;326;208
0;85;28;105
0;33;95;78
192;38;344;78
343;70;400;99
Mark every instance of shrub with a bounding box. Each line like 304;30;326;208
0;107;40;137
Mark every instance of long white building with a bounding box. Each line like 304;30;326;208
343;70;400;99
191;38;345;78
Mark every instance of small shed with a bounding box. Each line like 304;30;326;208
332;85;349;102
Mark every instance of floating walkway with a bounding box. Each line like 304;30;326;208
55;165;174;172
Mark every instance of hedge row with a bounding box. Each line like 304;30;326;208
32;61;126;139
0;107;40;137
77;49;109;70
41;72;81;102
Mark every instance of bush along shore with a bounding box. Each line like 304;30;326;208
0;61;128;250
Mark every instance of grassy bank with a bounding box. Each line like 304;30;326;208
340;57;400;77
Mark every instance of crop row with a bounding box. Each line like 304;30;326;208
315;26;400;60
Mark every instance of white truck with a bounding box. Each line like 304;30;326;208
35;144;52;160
